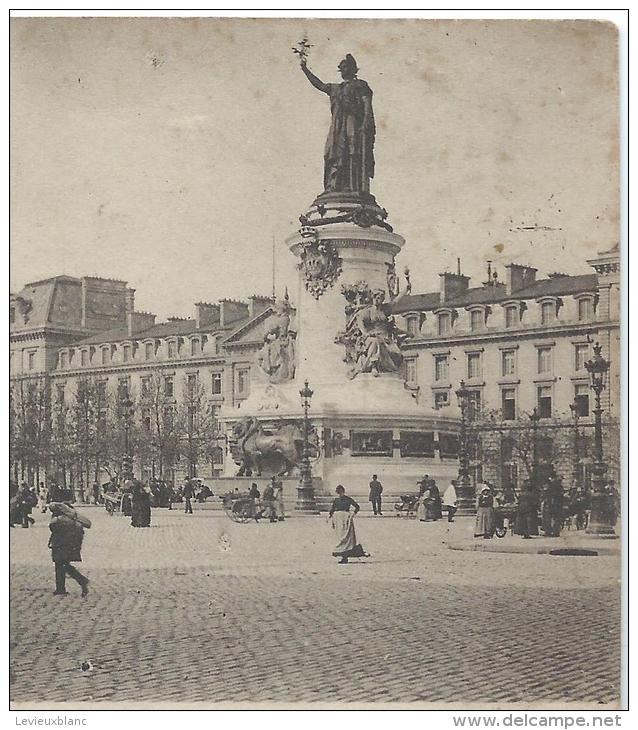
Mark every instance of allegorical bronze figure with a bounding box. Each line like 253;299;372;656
299;53;375;194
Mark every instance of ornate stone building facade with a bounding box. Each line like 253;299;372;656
10;245;619;493
395;246;620;490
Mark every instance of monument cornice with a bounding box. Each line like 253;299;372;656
287;224;404;257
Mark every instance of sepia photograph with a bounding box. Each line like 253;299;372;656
8;12;625;713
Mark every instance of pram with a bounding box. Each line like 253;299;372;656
394;494;419;518
104;492;123;516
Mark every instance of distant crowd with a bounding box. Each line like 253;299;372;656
406;470;619;539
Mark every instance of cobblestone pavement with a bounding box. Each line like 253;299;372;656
10;508;621;708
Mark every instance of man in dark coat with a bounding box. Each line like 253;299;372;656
182;478;194;514
514;482;539;539
18;483;36;528
368;474;384;516
48;504;89;597
261;482;277;523
542;477;564;537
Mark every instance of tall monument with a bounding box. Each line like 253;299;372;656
220;47;459;501
289;48;427;413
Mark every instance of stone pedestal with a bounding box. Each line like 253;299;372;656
586;461;619;538
288;223;403;389
220;210;461;504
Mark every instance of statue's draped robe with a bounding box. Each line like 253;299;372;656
257;308;296;384
353;303;402;375
322;79;375;193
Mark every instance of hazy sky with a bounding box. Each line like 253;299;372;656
11;18;619;319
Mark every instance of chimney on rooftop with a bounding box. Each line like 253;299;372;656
248;295;275;319
439;271;470;303
124;288;135;314
127;311;156;337
505;263;537;296
219;299;249;328
194;302;220;330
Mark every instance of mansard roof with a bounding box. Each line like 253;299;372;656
72;317;228;346
68;326;131;346
10;277;82;332
392;273;598;314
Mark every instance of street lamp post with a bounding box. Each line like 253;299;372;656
569;400;581;488
296;380;319;513
121;395;134;480
584;342;617;537
529;407;541;490
455;380;475;515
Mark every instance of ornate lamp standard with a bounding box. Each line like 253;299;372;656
569;400;581;488
529;407;541;490
584;342;617;536
297;380;319;513
121;394;135;481
455;380;475;515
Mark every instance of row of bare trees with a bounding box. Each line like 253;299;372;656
10;372;222;494
464;407;620;492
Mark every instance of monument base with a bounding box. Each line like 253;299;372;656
220;374;461;506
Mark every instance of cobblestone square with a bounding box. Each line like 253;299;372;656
10;507;621;708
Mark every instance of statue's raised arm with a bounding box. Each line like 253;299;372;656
300;59;330;94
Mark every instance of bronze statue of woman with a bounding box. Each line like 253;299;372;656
300;53;375;195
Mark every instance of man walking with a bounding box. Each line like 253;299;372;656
182;477;194;514
369;474;384;516
443;480;458;522
48;502;90;597
262;481;277;523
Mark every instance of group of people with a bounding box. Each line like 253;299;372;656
473;472;584;540
98;475;215;520
10;479;82;529
9;480;92;596
415;476;458;523
9;481;38;528
178;478;215;513
246;478;286;522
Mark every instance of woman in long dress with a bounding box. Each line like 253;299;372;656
514;482;539;539
131;482;151;527
328;485;368;564
274;479;285;522
428;481;443;521
474;486;496;538
417;478;440;522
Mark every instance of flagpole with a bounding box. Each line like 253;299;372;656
271;233;276;300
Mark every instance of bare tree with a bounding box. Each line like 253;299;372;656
137;371;180;482
176;373;219;479
10;377;50;485
48;385;75;489
468;407;563;495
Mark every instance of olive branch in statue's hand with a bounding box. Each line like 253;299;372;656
292;37;313;65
